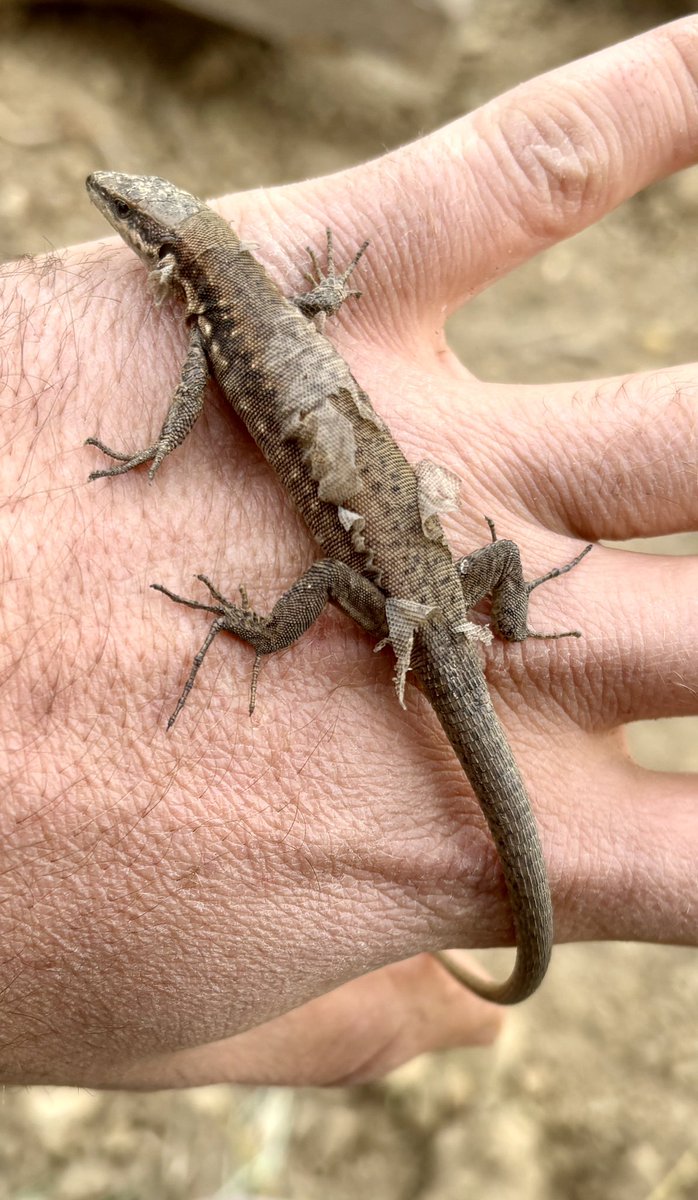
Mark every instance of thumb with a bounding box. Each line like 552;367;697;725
109;954;504;1089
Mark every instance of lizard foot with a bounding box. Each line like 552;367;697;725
292;228;369;321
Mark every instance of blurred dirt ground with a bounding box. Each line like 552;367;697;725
1;1;697;1197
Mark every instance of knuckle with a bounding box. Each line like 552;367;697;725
477;95;614;240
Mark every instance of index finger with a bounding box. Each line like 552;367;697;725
315;18;698;320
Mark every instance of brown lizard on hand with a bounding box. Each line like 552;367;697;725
85;171;591;1004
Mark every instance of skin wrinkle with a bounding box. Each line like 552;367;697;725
321;170;410;325
483;102;611;237
666;27;698;123
587;773;689;942
512;555;694;728
289;690;504;921
492;376;697;540
108;954;502;1089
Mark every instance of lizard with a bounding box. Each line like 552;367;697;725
85;171;592;1004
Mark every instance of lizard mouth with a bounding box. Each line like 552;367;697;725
85;171;110;214
85;172;132;233
85;172;159;268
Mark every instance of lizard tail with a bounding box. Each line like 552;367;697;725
415;626;553;1005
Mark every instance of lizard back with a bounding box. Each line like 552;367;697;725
167;203;469;622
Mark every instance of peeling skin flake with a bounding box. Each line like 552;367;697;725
376;597;436;707
337;505;367;552
415;459;460;542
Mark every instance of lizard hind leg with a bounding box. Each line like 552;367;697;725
151;560;387;728
523;544;593;639
456;519;593;643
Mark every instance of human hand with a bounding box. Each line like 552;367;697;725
1;17;696;1086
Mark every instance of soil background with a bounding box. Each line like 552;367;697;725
1;1;697;1197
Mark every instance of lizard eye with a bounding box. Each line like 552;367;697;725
114;199;131;218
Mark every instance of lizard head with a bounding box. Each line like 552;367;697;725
86;172;203;268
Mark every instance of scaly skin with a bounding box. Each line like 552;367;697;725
85;171;590;1003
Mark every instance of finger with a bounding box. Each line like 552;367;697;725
559;546;698;725
477;367;697;540
554;757;698;947
107;955;504;1089
318;18;698;315
495;538;697;727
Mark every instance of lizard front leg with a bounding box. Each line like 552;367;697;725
86;324;208;481
457;518;592;642
152;560;387;728
291;229;369;323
